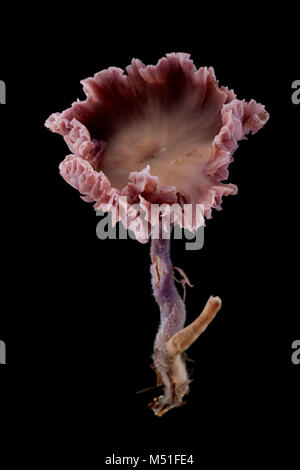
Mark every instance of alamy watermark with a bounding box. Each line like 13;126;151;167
95;198;205;250
0;340;6;364
290;83;299;363
291;80;300;105
291;340;300;365
0;80;6;104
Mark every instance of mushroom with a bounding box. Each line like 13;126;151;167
45;53;269;416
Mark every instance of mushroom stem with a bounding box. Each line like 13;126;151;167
165;296;222;358
149;235;221;416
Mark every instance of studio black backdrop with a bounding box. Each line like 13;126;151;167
1;8;299;467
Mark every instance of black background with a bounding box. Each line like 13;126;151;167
0;6;299;467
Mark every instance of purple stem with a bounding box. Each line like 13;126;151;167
150;237;186;347
148;233;222;416
149;236;189;414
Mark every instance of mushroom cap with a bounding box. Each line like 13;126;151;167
45;53;269;242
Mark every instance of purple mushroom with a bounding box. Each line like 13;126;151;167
46;53;269;416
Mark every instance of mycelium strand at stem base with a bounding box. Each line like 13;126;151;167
149;235;222;417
